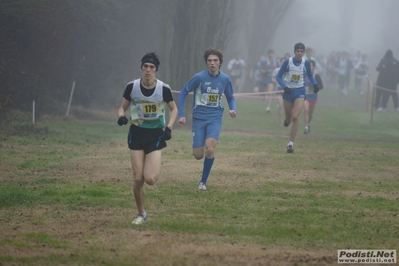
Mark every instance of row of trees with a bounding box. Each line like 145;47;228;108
1;0;140;114
0;0;292;124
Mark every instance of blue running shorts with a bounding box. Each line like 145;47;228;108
283;87;306;103
192;117;222;148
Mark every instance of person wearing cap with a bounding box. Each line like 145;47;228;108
276;43;319;153
117;52;178;224
259;49;280;113
178;47;237;191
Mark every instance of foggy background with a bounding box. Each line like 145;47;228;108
271;0;395;56
1;0;398;121
227;0;399;82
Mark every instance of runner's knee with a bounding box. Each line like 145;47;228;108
205;145;215;158
193;151;204;160
133;176;144;187
145;176;156;186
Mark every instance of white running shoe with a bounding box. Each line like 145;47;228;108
132;214;146;225
198;182;207;190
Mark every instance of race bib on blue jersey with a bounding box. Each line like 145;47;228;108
199;93;220;107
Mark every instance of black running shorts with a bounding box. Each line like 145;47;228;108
127;124;166;154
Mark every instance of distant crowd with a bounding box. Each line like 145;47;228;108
226;48;399;112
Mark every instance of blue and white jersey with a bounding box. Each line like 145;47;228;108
260;58;279;79
276;57;317;89
178;70;236;120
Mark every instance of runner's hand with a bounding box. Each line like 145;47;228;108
117;116;128;126
313;84;320;93
178;117;186;125
162;127;172;141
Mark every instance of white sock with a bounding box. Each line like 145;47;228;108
288;141;293;146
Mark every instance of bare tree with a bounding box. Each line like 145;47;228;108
163;0;236;90
0;0;293;124
243;0;293;67
157;0;236;123
0;0;121;114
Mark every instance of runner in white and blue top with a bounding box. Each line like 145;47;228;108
178;47;237;191
276;42;319;153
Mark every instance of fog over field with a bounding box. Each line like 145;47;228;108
272;0;392;54
2;0;398;114
229;0;398;80
279;0;398;80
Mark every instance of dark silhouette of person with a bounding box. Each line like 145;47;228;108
375;50;399;111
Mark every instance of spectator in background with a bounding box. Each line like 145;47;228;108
337;51;353;95
317;53;327;79
271;57;286;126
227;52;246;93
354;54;369;96
250;55;266;93
375;49;399;111
353;51;362;69
260;49;280;113
326;51;338;89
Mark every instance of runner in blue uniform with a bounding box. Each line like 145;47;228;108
276;43;319;153
178;47;237;190
260;49;279;113
271;57;286;126
117;52;178;224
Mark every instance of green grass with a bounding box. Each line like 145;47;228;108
25;232;66;248
140;164;398;249
222;89;399;141
0;179;131;209
0;87;398;264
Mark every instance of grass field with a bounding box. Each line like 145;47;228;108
0;85;398;265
